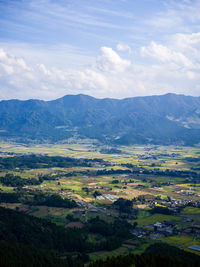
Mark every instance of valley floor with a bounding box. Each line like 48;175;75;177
0;141;200;264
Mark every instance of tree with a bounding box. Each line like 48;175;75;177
93;191;101;199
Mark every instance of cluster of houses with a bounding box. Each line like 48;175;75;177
129;193;200;240
96;194;118;202
173;188;197;197
130;221;176;239
135;193;200;211
131;220;200;240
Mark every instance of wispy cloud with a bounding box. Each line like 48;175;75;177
144;0;200;33
87;6;134;19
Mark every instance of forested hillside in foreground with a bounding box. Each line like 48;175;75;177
0;207;200;267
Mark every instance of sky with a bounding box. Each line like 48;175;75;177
0;0;200;100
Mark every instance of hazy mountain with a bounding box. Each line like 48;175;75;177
0;93;200;145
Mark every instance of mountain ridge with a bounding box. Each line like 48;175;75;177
0;93;200;145
1;92;195;103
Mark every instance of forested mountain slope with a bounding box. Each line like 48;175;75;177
0;93;200;145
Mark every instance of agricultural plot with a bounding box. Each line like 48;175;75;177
0;141;200;259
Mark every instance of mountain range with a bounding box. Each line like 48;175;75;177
0;93;200;145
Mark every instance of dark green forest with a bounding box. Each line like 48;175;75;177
0;206;200;266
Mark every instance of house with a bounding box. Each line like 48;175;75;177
130;228;148;238
150;233;165;239
154;222;163;228
188;245;200;252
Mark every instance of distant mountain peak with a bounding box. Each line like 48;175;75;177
0;93;199;145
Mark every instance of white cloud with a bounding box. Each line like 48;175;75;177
176;32;200;46
38;64;51;75
0;49;7;61
96;46;131;73
141;41;193;67
0;63;14;75
173;32;200;60
0;47;111;99
0;40;200;101
116;43;131;53
0;48;31;75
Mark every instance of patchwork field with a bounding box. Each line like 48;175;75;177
0;141;200;260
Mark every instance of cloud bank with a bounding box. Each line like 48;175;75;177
0;34;200;100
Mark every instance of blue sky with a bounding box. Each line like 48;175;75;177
0;0;200;100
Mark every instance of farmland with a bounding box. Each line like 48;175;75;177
0;141;200;263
